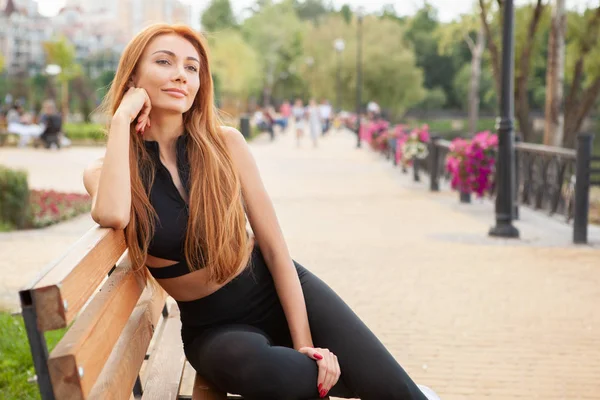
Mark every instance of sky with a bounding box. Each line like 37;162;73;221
37;0;596;25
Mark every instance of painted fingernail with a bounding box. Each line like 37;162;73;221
320;389;326;398
314;353;323;360
318;383;322;391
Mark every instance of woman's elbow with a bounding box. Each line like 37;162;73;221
91;208;130;230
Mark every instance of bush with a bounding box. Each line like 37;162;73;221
0;166;30;230
63;123;106;142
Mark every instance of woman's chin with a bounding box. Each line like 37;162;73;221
152;102;192;115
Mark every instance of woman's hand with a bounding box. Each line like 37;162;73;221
114;86;152;134
298;346;341;398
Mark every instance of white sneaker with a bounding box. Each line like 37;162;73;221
417;384;441;400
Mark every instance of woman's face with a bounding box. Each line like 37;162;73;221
132;34;201;115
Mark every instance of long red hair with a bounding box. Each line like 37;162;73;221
100;23;250;284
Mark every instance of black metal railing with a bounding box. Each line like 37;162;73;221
386;132;597;244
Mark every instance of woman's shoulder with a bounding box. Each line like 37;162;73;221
219;125;247;151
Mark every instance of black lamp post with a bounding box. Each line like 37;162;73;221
334;38;345;113
355;8;364;149
489;0;520;238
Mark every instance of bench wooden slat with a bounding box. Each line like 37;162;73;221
47;256;146;399
192;375;227;400
29;227;126;331
141;304;185;400
87;285;168;400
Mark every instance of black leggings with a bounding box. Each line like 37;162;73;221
179;246;427;400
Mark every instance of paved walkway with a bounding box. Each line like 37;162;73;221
1;129;599;399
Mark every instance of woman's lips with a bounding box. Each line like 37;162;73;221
162;89;187;98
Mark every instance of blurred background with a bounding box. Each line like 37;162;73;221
2;1;600;399
0;0;597;146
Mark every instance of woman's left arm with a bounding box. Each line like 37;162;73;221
223;127;313;350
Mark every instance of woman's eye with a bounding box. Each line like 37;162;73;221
187;66;198;72
156;59;170;65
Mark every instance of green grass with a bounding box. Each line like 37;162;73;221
0;312;65;399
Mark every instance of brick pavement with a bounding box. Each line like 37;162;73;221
1;130;599;399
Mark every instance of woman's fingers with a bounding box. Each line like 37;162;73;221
323;352;337;395
297;346;323;362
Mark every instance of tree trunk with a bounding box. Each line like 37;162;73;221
478;0;502;96
543;0;566;146
563;6;600;147
61;80;69;120
515;83;533;141
479;0;545;143
468;28;485;136
263;61;276;107
563;77;600;147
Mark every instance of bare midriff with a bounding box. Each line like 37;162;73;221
145;236;255;302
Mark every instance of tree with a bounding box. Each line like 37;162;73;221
339;4;352;24
201;0;237;32
562;6;600;147
303;14;425;116
292;0;330;23
438;14;486;135
404;4;462;108
543;0;566;146
72;75;95;122
242;0;305;106
380;4;406;24
43;36;82;118
478;0;549;142
209;30;261;113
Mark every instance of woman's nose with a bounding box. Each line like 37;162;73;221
173;65;187;83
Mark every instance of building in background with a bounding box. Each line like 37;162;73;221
0;0;193;77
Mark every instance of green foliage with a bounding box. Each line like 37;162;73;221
0;312;65;399
339;4;352;24
0;166;30;230
303;14;425;116
209;30;262;98
404;4;462;108
43;36;82;83
565;8;600;86
292;0;330;23
0;52;4;74
452;64;497;111
241;1;305;100
201;0;237;32
419;87;447;111
63;123;106;142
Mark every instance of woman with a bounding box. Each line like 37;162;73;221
84;23;434;400
307;99;321;148
292;98;305;147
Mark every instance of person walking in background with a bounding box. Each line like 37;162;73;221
292;98;305;147
279;100;291;132
319;99;332;136
38;100;66;149
307;99;321;148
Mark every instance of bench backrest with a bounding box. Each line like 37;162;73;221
20;226;169;399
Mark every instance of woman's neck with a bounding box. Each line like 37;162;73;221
143;112;185;145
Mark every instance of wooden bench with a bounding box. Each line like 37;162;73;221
19;226;240;400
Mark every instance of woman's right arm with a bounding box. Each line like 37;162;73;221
84;115;132;229
83;87;151;230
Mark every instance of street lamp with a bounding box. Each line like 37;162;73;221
489;0;519;238
355;7;364;148
334;38;345;113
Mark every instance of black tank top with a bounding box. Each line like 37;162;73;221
143;134;196;278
